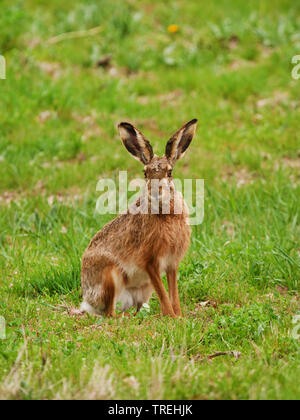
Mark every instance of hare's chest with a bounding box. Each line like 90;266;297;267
158;227;191;272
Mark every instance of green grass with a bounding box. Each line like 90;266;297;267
0;0;299;400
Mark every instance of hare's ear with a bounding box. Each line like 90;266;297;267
165;119;197;165
118;122;154;164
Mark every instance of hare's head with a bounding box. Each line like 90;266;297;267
118;119;197;179
118;119;197;210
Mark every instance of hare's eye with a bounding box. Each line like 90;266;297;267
143;170;147;178
167;170;172;177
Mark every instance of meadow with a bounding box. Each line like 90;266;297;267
0;0;299;400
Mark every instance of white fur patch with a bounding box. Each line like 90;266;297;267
122;262;149;288
80;301;98;315
159;254;178;274
117;284;153;312
117;289;135;311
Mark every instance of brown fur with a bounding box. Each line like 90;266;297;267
81;119;197;318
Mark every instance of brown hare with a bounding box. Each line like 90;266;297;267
80;119;197;318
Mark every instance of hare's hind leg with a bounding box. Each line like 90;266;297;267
81;264;123;318
101;266;118;317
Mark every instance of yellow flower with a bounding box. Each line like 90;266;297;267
168;24;179;34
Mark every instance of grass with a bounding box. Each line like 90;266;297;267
0;0;299;400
